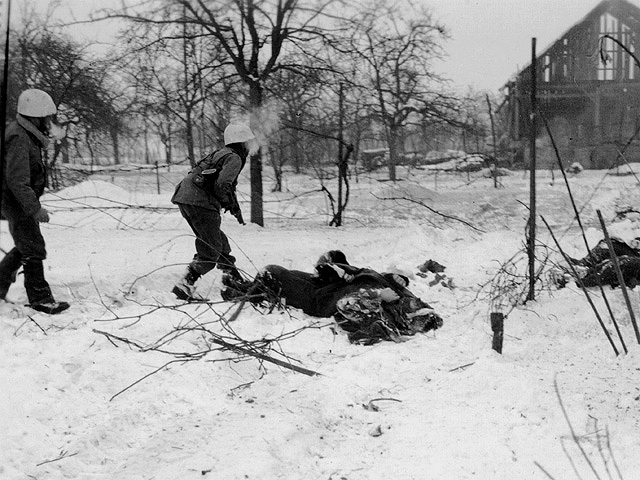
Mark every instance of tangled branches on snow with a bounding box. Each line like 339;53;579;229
476;241;563;315
93;299;325;401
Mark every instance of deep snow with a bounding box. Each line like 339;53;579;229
1;164;639;480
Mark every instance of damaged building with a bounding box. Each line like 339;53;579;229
502;0;640;169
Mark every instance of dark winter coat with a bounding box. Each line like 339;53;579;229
2;120;48;217
261;262;419;318
171;147;246;212
572;237;640;268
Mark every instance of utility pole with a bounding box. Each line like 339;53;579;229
527;38;537;301
0;0;12;217
336;82;344;226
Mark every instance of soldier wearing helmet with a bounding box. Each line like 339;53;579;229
170;122;257;301
0;89;69;314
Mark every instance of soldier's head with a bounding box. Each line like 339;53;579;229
17;89;57;134
315;250;349;267
224;123;258;157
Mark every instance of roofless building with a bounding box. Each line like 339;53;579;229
502;0;640;168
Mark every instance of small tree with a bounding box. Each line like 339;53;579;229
340;0;461;181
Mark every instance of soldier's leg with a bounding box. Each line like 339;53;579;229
0;248;22;299
8;212;68;313
178;204;223;277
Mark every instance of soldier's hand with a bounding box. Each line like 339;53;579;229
233;209;245;225
34;208;50;223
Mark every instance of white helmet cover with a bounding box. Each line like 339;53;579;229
223;123;256;146
17;89;57;117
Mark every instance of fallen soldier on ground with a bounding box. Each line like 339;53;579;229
556;236;640;288
222;251;443;345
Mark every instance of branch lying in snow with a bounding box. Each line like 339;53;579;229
95;325;320;402
372;193;484;232
36;450;79;467
93;300;323;400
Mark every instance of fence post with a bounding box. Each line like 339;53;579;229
491;312;504;354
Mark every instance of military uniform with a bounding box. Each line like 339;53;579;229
0;119;55;304
171;146;246;282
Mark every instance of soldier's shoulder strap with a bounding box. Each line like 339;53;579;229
196;147;235;170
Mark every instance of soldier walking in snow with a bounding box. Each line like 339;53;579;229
0;89;70;314
171;123;257;301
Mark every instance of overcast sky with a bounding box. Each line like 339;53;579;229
427;0;634;92
18;0;640;93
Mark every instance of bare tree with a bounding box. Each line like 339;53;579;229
9;5;126;171
340;0;461;181
100;0;347;225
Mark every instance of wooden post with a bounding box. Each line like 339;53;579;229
491;312;504;354
485;94;498;188
527;38;537;301
155;160;160;195
596;210;640;344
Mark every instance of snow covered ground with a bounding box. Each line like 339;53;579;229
1;164;639;480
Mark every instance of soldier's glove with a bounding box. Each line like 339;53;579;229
34;208;50;223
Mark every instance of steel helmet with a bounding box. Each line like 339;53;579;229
17;89;57;117
223;123;255;145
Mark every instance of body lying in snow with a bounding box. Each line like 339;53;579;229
559;237;640;289
222;250;443;345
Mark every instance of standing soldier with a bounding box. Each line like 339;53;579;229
0;89;70;314
171;122;256;301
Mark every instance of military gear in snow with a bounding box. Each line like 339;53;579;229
335;289;443;345
221;251;444;344
556;237;640;289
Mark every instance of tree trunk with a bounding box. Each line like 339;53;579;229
165;122;173;167
249;81;264;226
387;127;398;182
62;138;69;164
111;127;120;165
185;106;196;167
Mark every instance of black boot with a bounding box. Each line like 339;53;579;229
172;266;206;301
23;259;70;314
217;253;243;282
221;274;254;301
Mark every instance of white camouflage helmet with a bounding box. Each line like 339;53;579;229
223;123;255;146
17;89;57;117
